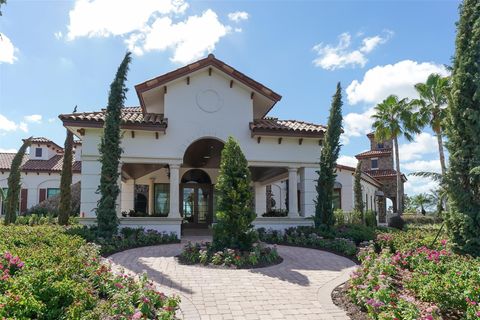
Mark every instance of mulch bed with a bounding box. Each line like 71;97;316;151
332;281;369;320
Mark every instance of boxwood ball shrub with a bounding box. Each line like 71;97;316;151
0;225;179;319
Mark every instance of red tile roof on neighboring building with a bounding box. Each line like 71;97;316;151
355;149;392;159
59;107;167;131
26;137;64;152
0;153;81;173
365;169;407;181
335;164;383;187
250;118;326;138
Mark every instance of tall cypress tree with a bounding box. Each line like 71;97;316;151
444;0;480;256
58;107;76;225
96;52;131;238
354;161;364;216
4;138;31;225
315;83;343;228
213;137;257;251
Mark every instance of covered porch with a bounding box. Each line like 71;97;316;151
80;138;316;237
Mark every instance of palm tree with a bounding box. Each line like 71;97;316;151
410;193;432;215
411;74;450;176
372;95;421;215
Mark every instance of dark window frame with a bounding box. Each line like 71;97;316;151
35;147;43;157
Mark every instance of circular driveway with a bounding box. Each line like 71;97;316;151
109;238;356;320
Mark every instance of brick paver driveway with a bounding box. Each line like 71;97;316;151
109;237;356;320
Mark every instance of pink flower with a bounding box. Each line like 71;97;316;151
142;297;150;303
114;283;124;289
476;311;480;317
440;239;447;246
132;311;142;319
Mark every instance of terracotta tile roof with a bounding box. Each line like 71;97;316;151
59;107;167;131
365;169;407;181
25;137;63;151
0;153;81;173
355;149;392;159
250;118;326;138
335;164;383;187
135;54;282;116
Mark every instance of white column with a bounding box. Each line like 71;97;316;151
169;164;181;218
254;183;267;217
288;167;299;218
148;178;155;215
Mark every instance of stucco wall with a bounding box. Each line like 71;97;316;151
0;171;81;214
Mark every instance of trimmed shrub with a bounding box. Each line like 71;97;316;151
388;215;405;230
365;210;377;227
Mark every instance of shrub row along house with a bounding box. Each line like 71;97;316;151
1;55;403;233
0;138;82;215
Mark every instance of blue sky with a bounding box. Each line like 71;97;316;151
0;0;459;195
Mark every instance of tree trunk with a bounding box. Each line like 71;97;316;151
436;131;447;176
393;136;403;215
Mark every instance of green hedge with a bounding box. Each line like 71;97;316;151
0;225;179;319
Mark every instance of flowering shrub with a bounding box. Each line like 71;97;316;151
0;225;179;319
178;241;280;268
67;225;179;255
257;227;358;257
349;229;480;319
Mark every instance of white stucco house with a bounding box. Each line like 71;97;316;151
57;55;385;236
0;137;82;215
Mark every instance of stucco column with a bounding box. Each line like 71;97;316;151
148;178;155;215
254;183;267;217
288;168;299;218
169;164;181;218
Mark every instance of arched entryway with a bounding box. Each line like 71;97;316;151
181;138;224;229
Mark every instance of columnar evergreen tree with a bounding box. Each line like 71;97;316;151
444;0;480;256
213;137;257;251
4;138;31;225
96;52;131;238
58;107;76;225
315;83;343;228
354;161;364;216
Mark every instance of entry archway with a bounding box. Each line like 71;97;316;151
180;169;214;228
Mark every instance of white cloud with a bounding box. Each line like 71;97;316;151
0;148;17;153
337;155;358;168
228;11;249;22
54;31;63;40
398;132;438;162
24;114;42;123
346;60;449;105
402;159;442;173
48;118;56;123
342;107;375;144
67;0;189;40
66;0;235;64
0;114;28;133
127;9;229;64
404;175;439;196
312;31;391;70
0;33;18;64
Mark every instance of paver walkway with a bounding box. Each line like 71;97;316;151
108;237;356;320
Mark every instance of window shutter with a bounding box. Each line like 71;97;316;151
20;189;28;213
39;188;46;202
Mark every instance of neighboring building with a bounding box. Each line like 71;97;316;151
355;132;407;223
334;164;383;214
0;137;82;215
59;55;327;236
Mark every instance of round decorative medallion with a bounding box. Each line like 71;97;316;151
196;89;223;113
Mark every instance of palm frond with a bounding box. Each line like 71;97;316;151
409;171;443;182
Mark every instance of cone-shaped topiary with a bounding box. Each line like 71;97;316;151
315;83;343;228
212;137;257;251
96;52;131;238
4;138;31;225
58;107;76;225
444;0;480;256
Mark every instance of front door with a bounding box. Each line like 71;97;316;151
180;184;213;228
